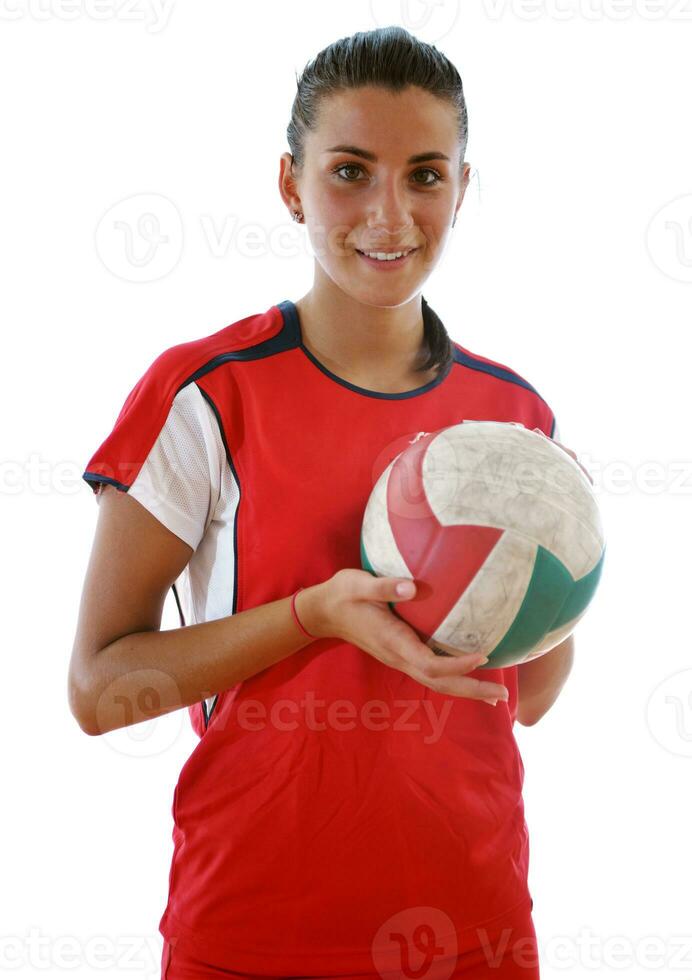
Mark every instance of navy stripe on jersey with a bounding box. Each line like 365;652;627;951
179;306;300;390
171;567;218;736
278;299;453;400
82;471;130;492
195;385;239;731
84;298;554;493
178;299;454;401
181;299;552;410
453;347;543;400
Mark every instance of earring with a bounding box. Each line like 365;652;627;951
293;211;304;223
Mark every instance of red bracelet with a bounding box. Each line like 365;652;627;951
290;587;317;639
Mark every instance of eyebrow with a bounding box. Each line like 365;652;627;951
324;144;450;165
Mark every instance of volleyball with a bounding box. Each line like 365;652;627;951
360;421;605;669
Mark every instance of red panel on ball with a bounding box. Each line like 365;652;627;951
387;434;504;645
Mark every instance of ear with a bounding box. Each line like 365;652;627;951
278;152;302;216
452;163;472;227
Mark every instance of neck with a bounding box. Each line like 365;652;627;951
294;276;430;385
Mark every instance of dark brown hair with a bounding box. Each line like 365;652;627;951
286;25;469;377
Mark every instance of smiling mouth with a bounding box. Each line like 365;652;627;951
354;247;419;265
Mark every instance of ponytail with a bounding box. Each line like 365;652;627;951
420;295;454;376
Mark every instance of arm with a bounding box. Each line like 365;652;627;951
68;485;326;737
516;634;575;727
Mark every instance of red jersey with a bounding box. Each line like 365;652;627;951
82;298;557;975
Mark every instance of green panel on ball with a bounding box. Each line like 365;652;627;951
360;534;377;576
549;546;606;630
488;546;574;667
360;533;396;614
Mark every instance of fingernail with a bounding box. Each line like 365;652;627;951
396;582;415;597
482;698;499;706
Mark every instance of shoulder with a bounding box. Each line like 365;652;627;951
83;304;282;495
451;339;543;397
450;340;558;438
132;304;283;402
109;303;286;430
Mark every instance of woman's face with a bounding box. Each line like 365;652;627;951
280;85;470;306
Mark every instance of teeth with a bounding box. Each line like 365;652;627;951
362;249;411;261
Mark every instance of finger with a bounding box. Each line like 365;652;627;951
354;572;418;603
377;629;510;701
431;671;510;701
579;462;594;485
419;646;489;677
414;667;509;702
380;609;489;675
395;630;487;678
389;577;417;600
399;639;508;693
377;578;510;699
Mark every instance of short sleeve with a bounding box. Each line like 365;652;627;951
83;382;223;551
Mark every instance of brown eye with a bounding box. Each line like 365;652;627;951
333;164;364;181
413;168;443;186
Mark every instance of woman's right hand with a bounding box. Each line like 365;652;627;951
298;569;509;706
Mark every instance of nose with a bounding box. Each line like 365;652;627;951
365;177;414;238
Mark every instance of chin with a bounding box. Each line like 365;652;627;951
343;280;423;308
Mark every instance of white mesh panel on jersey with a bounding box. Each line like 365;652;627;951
127;381;240;725
128;382;224;551
126;380;239;621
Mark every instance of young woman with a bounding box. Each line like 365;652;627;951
69;26;584;980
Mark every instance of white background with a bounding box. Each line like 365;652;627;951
1;1;691;977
